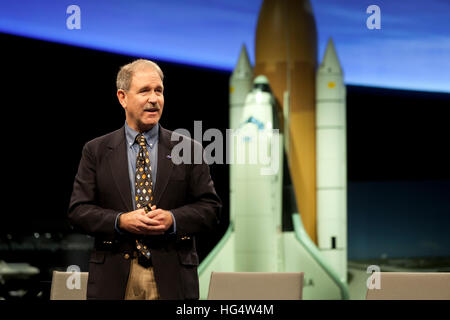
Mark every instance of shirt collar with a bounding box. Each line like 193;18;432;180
124;121;159;149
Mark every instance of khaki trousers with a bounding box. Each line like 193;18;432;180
124;258;160;300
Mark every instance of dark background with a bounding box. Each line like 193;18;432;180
1;33;449;297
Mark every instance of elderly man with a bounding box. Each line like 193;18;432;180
68;59;222;300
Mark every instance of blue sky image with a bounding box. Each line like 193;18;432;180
0;0;449;93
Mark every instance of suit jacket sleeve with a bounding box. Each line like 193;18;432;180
170;142;222;238
68;142;119;237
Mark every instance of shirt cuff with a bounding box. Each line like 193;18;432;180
114;212;126;235
168;211;176;234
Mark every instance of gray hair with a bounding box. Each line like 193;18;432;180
116;59;164;91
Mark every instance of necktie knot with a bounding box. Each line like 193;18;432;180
135;134;147;147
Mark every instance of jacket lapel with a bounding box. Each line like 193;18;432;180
153;126;174;206
107;127;133;212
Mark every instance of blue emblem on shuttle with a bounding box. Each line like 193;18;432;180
240;116;265;130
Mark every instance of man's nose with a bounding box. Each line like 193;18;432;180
148;91;158;104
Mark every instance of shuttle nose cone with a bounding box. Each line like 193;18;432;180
253;75;272;93
254;75;269;84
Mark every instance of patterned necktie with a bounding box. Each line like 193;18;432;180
134;133;154;260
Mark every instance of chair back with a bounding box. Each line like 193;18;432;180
207;272;304;300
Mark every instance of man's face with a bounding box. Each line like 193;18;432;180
117;67;164;132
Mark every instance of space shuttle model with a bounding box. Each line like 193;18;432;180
198;0;349;299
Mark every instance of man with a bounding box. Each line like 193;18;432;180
68;59;222;300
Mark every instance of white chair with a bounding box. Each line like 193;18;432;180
207;272;304;300
50;271;89;300
366;272;450;300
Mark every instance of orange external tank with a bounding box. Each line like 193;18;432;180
254;0;318;243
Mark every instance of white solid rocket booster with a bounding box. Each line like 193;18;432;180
316;38;347;281
229;45;254;225
229;44;253;130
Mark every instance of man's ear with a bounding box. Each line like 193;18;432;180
117;89;127;110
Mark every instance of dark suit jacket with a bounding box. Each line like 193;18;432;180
68;125;221;300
